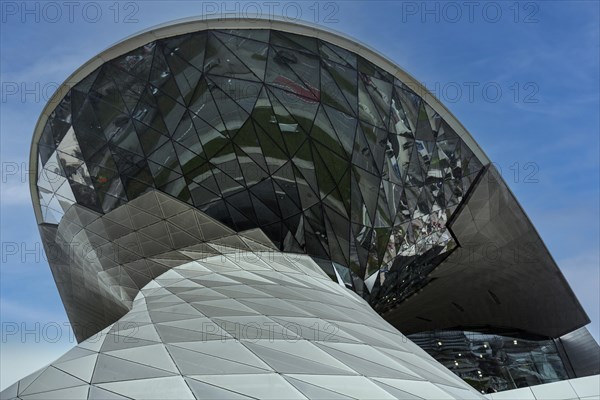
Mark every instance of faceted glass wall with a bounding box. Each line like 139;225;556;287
409;330;569;393
36;28;483;300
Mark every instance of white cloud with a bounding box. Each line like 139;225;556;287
2;53;89;87
0;298;75;390
0;343;74;391
0;181;32;206
0;298;67;325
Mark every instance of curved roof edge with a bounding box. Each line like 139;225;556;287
29;15;490;222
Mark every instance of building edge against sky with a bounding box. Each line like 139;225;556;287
1;16;598;398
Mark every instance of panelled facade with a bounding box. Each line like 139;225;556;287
2;18;597;399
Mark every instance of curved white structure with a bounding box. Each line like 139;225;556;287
3;15;596;399
1;206;483;399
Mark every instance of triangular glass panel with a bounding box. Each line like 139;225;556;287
213;31;268;81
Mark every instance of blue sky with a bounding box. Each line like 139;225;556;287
1;0;598;390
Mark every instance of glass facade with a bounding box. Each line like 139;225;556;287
36;28;483;308
27;22;592;396
409;331;569;393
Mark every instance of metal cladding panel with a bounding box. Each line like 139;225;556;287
19;20;592;395
379;166;590;338
558;327;600;378
33;26;492;332
487;375;600;400
2;247;485;400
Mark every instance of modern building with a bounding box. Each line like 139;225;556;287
1;17;598;399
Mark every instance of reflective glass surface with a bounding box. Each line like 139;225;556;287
36;28;483;307
409;330;569;393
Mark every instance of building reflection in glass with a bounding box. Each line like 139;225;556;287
409;330;569;393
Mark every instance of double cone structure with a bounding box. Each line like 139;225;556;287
2;17;597;399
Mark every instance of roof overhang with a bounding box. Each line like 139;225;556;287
381;165;590;338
